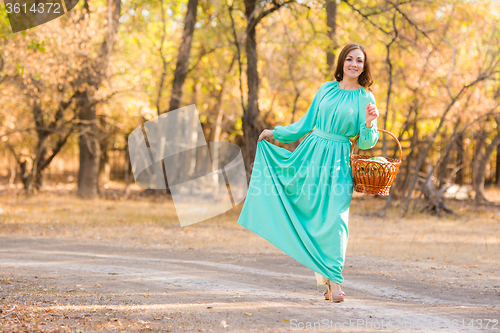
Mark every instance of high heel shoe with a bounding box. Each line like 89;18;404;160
325;280;345;302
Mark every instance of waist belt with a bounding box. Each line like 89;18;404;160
312;128;350;143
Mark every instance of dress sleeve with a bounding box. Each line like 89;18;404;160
357;91;379;150
272;83;326;143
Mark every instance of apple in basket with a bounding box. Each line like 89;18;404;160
368;156;389;163
356;156;389;176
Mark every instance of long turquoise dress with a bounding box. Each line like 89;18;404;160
237;80;379;285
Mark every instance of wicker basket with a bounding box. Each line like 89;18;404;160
350;129;402;196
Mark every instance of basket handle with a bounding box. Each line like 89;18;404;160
350;128;402;162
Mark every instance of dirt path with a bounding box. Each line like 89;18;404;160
1;237;499;332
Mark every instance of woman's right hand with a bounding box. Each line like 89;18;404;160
258;129;274;141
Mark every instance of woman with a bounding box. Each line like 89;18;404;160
237;43;380;302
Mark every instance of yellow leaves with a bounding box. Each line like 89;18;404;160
234;118;242;131
395;286;403;289
245;312;254;317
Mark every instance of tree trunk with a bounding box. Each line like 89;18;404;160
288;92;301;151
9;155;16;186
168;0;199;111
33;168;44;191
325;0;337;80
437;134;451;189
77;0;121;198
382;38;397;211
401;112;419;198
99;139;111;185
208;77;229;146
124;132;133;199
98;116;112;185
156;0;168;116
455;132;465;185
475;117;500;203
154;0;198;195
77;90;100;198
20;160;32;193
471;129;487;197
239;0;294;179
495;141;500;186
242;0;261;180
417;171;456;216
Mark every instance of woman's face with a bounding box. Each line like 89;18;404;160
343;49;365;80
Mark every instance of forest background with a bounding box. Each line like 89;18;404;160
2;1;500;329
1;0;500;217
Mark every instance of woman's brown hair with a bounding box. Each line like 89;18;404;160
334;43;373;91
